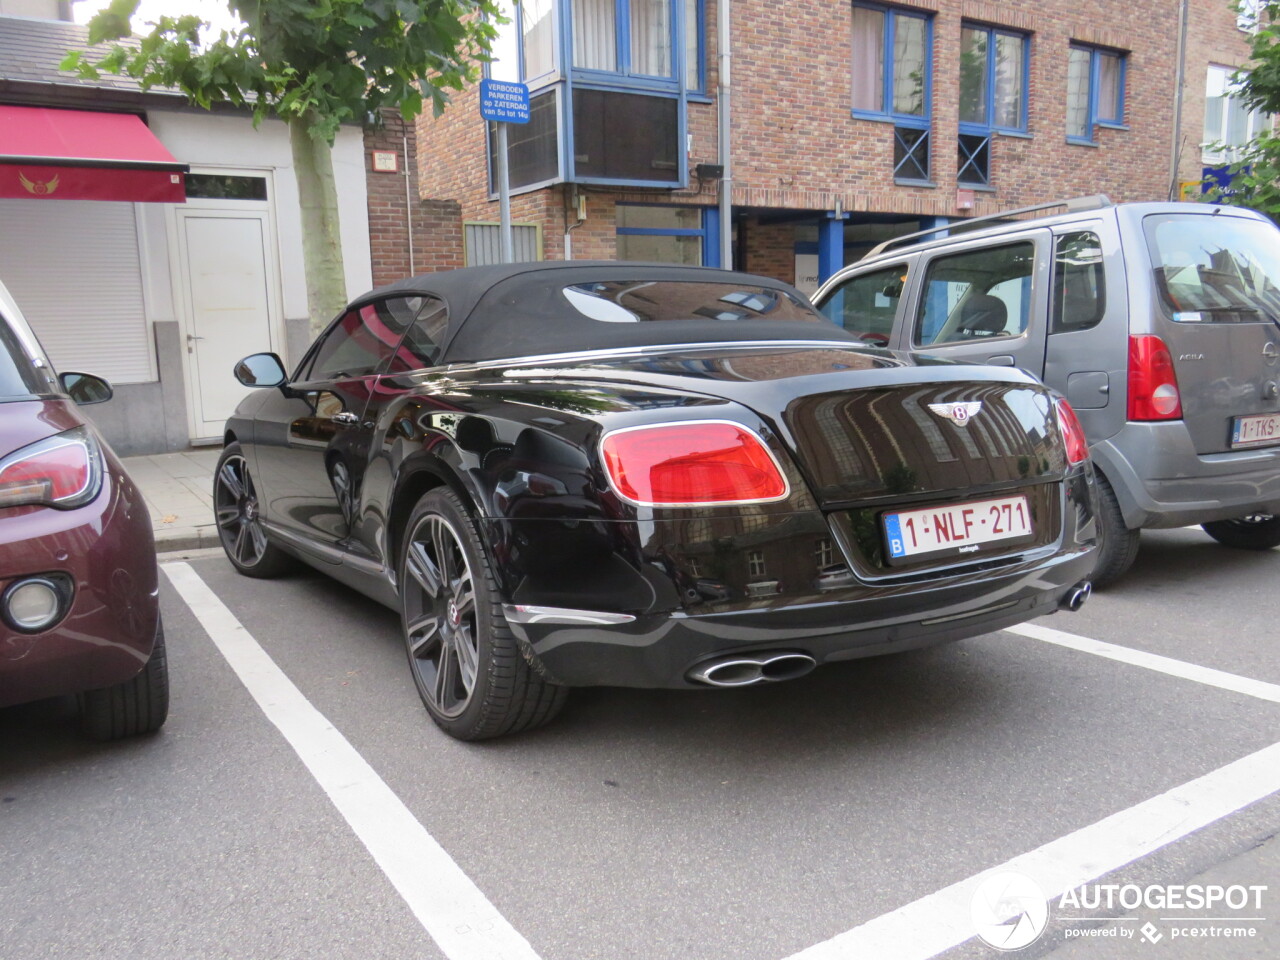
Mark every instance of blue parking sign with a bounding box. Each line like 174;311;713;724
480;80;531;124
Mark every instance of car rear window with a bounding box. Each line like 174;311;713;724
0;317;48;400
562;281;820;326
1145;213;1280;323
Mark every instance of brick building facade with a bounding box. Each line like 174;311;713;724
409;0;1257;292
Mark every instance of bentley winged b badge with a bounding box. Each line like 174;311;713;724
927;401;983;425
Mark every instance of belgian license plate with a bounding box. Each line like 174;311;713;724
1231;413;1280;448
883;495;1033;563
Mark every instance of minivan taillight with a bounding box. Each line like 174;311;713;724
1127;335;1183;421
1055;399;1090;465
601;421;790;506
0;428;103;509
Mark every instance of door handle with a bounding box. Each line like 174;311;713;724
186;334;204;354
986;355;1017;366
331;411;359;425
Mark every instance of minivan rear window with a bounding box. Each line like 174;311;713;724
1145;213;1280;324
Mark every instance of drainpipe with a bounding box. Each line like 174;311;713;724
717;0;732;269
403;133;416;274
1169;0;1190;199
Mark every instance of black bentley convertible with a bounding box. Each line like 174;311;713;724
217;262;1098;740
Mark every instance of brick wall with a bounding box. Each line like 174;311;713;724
409;0;1244;280
364;108;467;283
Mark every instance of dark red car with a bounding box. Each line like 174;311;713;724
0;280;166;739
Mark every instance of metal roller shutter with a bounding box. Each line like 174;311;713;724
0;198;152;384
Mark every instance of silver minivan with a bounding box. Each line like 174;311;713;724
813;197;1280;584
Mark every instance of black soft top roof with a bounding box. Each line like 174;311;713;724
351;261;857;364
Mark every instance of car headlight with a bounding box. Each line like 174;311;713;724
0;426;104;510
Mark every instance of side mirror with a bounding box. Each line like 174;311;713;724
59;372;113;405
235;352;287;387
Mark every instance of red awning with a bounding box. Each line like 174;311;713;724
0;105;187;203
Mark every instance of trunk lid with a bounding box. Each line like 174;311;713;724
493;343;1070;508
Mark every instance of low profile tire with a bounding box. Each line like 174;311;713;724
400;488;567;741
1202;514;1280;551
79;617;169;741
214;442;293;578
1091;473;1140;588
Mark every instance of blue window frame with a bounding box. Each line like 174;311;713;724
957;23;1028;186
851;2;933;183
571;0;679;86
1067;44;1126;143
685;0;706;94
616;204;720;267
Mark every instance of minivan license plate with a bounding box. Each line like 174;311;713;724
1231;414;1280;448
883;495;1032;562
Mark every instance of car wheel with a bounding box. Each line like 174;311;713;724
1091;473;1140;587
1202;514;1280;551
79;616;169;741
400;488;567;741
214;442;293;578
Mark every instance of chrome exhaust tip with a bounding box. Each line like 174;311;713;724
688;652;817;687
1061;581;1092;612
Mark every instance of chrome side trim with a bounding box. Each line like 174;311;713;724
440;340;866;375
504;604;637;626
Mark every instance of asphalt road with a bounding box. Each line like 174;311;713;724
2;527;1279;960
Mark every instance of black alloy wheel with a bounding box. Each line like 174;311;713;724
214;442;293;578
400;488;567;740
1202;514;1280;551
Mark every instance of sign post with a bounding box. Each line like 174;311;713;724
479;79;531;264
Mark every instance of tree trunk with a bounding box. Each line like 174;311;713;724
288;114;348;336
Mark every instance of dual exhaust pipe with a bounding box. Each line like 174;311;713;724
689;581;1090;687
1061;581;1092;612
688;651;817;688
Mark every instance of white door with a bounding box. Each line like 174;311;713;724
176;209;279;438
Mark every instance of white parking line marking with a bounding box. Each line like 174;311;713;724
162;562;542;960
784;739;1280;960
1006;621;1280;704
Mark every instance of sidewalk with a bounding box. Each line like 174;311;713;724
120;447;222;554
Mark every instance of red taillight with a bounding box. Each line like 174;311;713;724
0;429;102;509
1055;398;1090;465
601;421;789;506
1128;335;1183;421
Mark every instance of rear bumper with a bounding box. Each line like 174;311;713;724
505;543;1095;689
1092;423;1280;528
0;461;159;710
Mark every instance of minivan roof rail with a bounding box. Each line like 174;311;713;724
862;194;1114;259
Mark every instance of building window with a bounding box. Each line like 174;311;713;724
616;204;708;264
486;88;561;190
1204;65;1268;163
1066;44;1125;143
490;0;555;84
1238;0;1266;33
851;2;932;183
748;550;767;578
574;0;676;80
958;23;1027;186
685;0;705;92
